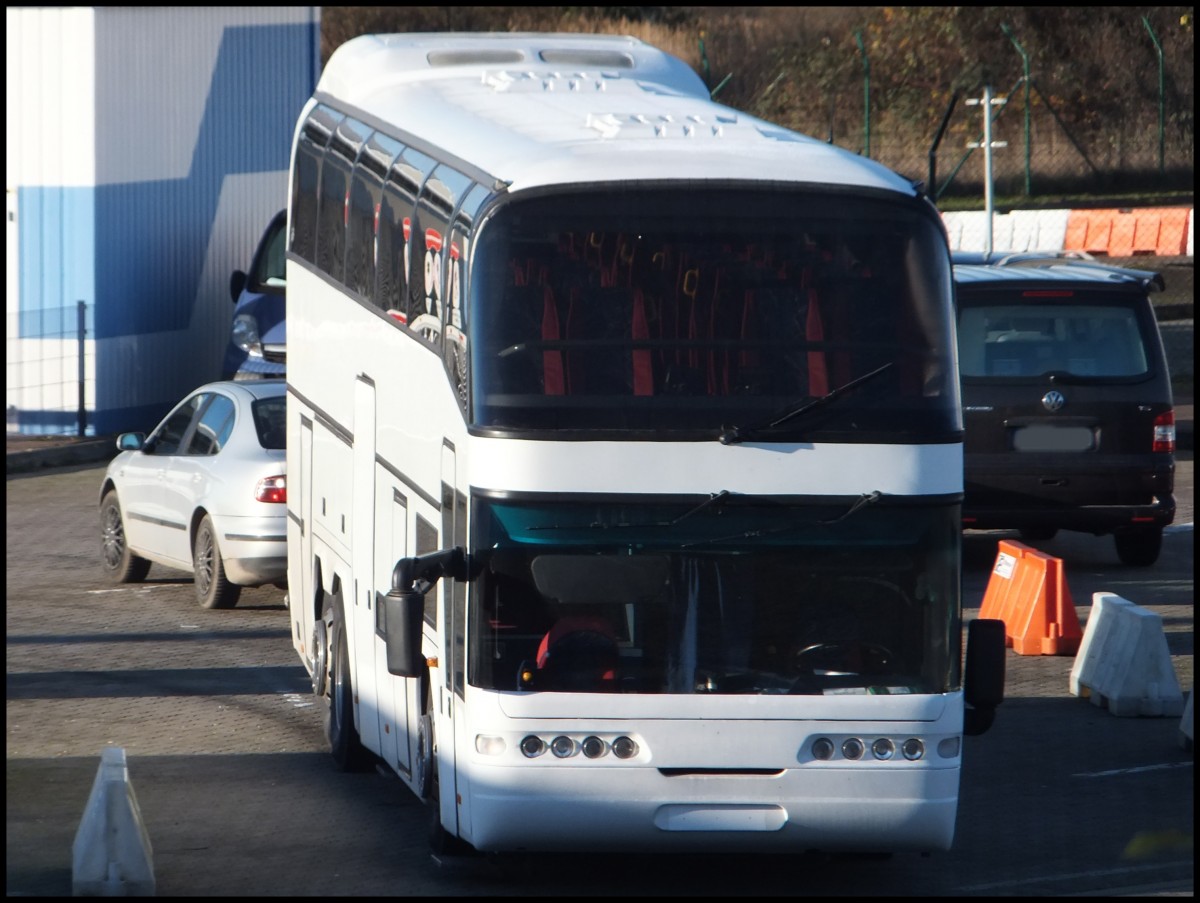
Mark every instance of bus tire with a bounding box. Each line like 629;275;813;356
415;711;434;801
422;687;470;856
323;593;370;772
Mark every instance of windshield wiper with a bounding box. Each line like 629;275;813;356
719;362;893;445
669;490;732;525
818;491;882;524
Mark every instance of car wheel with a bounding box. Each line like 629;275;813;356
100;490;151;583
193;514;241;609
1114;527;1162;567
323;592;371;772
1018;527;1058;543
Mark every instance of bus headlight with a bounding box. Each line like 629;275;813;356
581;736;606;759
842;738;865;760
519;735;546;758
902;738;925;760
611;736;638;759
475;734;506;756
871;738;895;760
938;737;961;759
551;736;576;758
811;738;835;760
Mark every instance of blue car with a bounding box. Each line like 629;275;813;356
222;210;287;379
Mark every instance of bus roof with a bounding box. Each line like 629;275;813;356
314;32;921;198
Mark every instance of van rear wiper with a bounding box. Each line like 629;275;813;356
719;363;893;445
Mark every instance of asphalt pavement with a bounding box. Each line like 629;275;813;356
6;398;1193;896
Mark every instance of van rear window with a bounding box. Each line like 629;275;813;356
958;302;1148;378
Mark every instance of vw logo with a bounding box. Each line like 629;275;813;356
1042;390;1065;412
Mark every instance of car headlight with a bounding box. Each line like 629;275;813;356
231;314;262;356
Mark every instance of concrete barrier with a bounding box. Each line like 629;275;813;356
941;209;1070;254
941;206;1194;257
1068;592;1185;717
72;747;155;896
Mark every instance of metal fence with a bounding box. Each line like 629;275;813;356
6;301;94;437
683;9;1194;202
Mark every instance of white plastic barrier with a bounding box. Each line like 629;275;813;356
1068;592;1185;717
941;209;1070;254
72;747;156;896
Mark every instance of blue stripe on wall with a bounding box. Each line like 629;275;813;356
18;22;315;340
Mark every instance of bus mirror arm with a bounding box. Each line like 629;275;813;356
383;548;468;678
962;618;1006;736
391;547;469;593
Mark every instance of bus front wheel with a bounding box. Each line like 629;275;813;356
323;593;370;772
422;689;470;856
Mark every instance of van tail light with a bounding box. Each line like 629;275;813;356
255;475;287;504
1152;410;1175;454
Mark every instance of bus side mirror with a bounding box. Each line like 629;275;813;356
382;588;425;677
382;547;467;678
963;617;1005;736
230;269;247;303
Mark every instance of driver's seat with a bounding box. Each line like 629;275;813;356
535;615;619;692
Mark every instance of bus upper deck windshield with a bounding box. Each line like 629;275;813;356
469;186;959;439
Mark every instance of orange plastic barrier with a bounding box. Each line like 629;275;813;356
977;540;1083;656
1063;207;1190;257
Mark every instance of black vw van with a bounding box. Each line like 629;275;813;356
953;254;1176;566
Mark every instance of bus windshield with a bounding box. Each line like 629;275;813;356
470;495;961;696
469;186;958;439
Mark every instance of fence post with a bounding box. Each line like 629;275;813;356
1000;24;1032;197
77;301;87;437
1142;15;1166;180
854;30;870;158
966;85;1009;257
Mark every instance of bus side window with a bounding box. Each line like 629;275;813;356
390;147;437;324
291;104;343;263
316;118;366;280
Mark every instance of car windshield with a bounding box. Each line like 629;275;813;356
250;216;287;291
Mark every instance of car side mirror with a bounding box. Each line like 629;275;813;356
116;432;145;452
230;270;247;303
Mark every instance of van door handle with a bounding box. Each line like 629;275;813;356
1040;477;1068;486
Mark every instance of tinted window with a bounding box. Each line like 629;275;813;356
291;105;343;263
149;394;206;456
347;132;401;302
411;165;476;344
468;187;958;439
378;147;437;325
249;215;287;292
958;300;1149;378
186;394;236;455
316;118;366;279
445;183;490;412
252;396;287;449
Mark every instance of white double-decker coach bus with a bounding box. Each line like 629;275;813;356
284;32;1004;856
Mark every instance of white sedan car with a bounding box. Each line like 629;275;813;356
99;379;287;608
